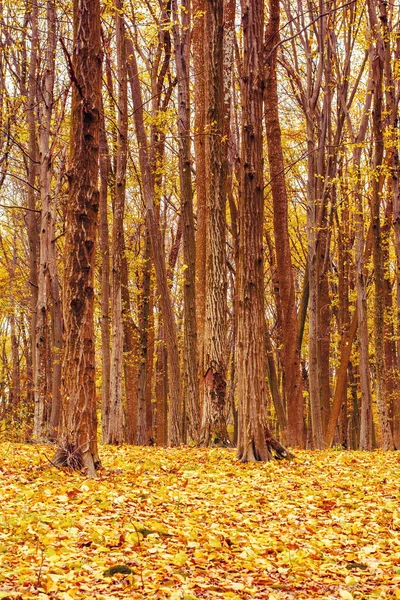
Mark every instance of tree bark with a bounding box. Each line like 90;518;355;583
236;0;269;462
201;0;229;446
34;0;58;441
57;0;102;477
172;0;200;443
99;110;111;442
367;0;394;450
108;0;128;445
193;0;207;406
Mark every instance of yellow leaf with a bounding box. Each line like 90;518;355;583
339;590;353;600
172;551;188;566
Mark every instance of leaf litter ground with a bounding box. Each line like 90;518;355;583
0;445;400;599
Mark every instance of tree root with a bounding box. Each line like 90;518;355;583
265;432;295;461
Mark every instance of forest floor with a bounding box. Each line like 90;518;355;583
0;445;399;599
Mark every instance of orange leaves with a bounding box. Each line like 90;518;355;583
0;446;400;598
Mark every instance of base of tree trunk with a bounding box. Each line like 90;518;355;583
265;432;294;461
52;444;100;478
237;431;294;462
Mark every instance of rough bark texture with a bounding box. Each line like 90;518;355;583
172;0;200;443
265;0;303;447
201;0;229;446
354;84;374;451
59;0;102;477
368;0;394;450
99;111;111;443
121;250;139;444
137;232;152;445
379;0;400;448
193;0;207;406
34;0;59;441
236;0;269;462
26;0;39;436
108;0;127;445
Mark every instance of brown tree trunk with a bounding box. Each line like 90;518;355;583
34;0;57;441
172;0;200;443
193;0;207;406
25;0;39;432
236;0;269;462
122;250;139;444
137;231;152;445
56;0;102;476
264;0;303;448
108;0;128;445
379;0;400;448
99;110;111;442
201;0;229;446
367;0;394;450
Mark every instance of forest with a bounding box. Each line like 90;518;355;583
0;0;400;596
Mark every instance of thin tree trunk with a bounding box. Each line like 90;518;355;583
34;0;57;441
26;0;39;432
137;231;152;445
122;250;139;444
172;0;200;443
107;0;128;445
99;110;111;442
193;0;207;406
367;0;394;449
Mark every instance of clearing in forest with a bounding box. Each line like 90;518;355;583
0;445;399;599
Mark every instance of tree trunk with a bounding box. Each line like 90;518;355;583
201;0;229;446
122;250;139;444
237;0;269;462
99;110;111;442
137;231;152;445
172;0;200;443
367;0;394;449
56;0;102;477
108;0;128;445
25;0;39;433
34;0;57;441
193;0;207;407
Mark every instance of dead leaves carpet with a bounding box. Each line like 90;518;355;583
0;445;399;599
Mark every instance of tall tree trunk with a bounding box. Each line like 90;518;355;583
201;0;229;445
26;0;39;432
379;0;400;448
137;231;152;445
193;0;207;406
108;0;128;445
367;0;394;450
99;110;111;442
306;113;323;449
172;0;200;443
236;0;269;462
56;0;102;476
122;250;139;444
264;0;303;448
34;0;57;441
